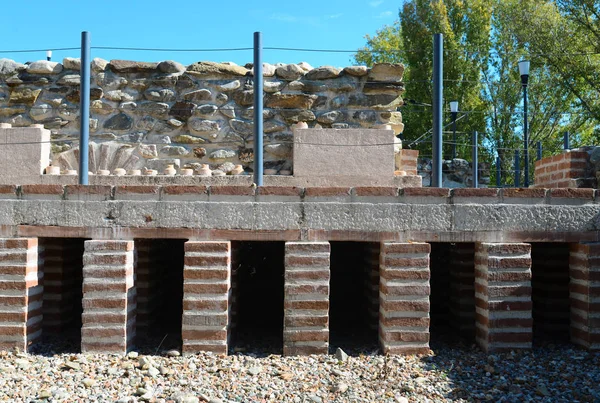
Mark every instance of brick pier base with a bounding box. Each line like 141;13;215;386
569;243;600;350
449;243;476;338
284;242;330;356
0;238;43;352
379;242;431;354
81;240;136;354
182;241;230;355
475;243;532;352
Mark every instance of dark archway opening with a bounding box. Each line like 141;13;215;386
229;241;285;356
36;238;85;354
531;243;571;345
135;239;184;354
329;242;379;355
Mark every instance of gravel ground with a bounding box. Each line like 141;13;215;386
0;341;598;403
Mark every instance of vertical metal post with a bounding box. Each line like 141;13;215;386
451;112;457;160
79;31;90;185
523;85;529;187
253;32;264;186
564;132;570;150
536;141;542;160
514;150;521;188
496;156;501;188
472;131;478;188
432;34;443;187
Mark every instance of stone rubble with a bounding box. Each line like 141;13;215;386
0;343;597;402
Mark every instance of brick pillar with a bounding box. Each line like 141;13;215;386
363;243;380;331
449;243;476;338
0;238;43;352
42;238;83;334
81;240;136;354
475;243;532;352
284;242;330;356
379;242;431;354
135;240;156;333
182;241;230;355
569;243;600;350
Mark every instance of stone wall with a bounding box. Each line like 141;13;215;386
0;58;404;175
418;157;491;188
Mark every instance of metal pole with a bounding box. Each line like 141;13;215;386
564;132;570;150
523;85;529;187
79;31;90;185
537;141;542;160
472;131;478;188
253;32;264;186
496;156;501;188
432;33;443;187
514;150;521;188
451;112;457;159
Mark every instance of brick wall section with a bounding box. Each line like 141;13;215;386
363;243;380;331
284;242;330;356
399;149;419;175
449;243;476;338
531;243;570;337
0;238;43;352
569;243;600;350
42;238;83;334
534;151;589;188
182;241;230;355
81;240;136;354
475;243;532;352
135;240;158;333
379;242;431;354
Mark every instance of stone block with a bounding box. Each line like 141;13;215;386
0;125;50;178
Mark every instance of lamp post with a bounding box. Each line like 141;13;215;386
450;101;458;159
519;60;530;187
46;50;52;61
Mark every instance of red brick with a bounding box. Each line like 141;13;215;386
184;268;228;281
570;268;600;282
285;316;328;327
284;330;328;342
184;255;229;267
382;256;429;268
81;327;126;338
285;300;329;310
184;242;230;253
285;255;330;267
183;283;229;294
380;300;430;312
21;184;64;195
487;331;532;343
85;241;134;252
257;186;303;196
284;345;328;356
380;268;430;280
82;313;127;324
402;188;449;197
379;316;430;327
285;284;329;295
285;242;330;254
353;187;398;197
304;187;352;197
452;188;499;197
285;269;329;281
379;330;429;342
381;243;430;254
114;185;160;195
209;186;255;196
83;282;130;293
487;271;531;282
381;346;430;355
162;185;208;195
183;299;227;311
0;185;17;195
380;283;430;296
477;243;530;256
83;254;131;265
0;239;38;249
476;257;531;269
182;329;227;340
82;298;127;309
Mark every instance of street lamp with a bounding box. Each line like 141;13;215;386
46;50;52;61
518;60;530;187
450;101;459;159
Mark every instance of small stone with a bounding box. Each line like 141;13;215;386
305;66;341;80
172;134;206;144
148;366;160;377
335;348;348;362
104;113;133;131
110;60;159;73
367;63;405;82
30;103;53;121
210;149;236;160
275;64;305;80
161;146;189;156
38;389;52;399
0;58;26;76
216;80;241;92
82;378;96;388
248;366;262;376
187;61;248;76
344;66;368;76
332;383;349;393
536;384;550;397
63;57;81;70
166;349;180;357
158;60;186;73
189;118;220;135
91;58;108;72
57;74;80;85
27;60;63;75
195;104;218;116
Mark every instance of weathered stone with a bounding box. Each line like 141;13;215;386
264;80;286;93
239;107;275;120
57;74;81;86
265;143;292;158
9;88;41;105
209;149;237;160
90;100;115;115
0;106;27;117
7;114;32;127
353;110;377;123
119;132;144;142
187;61;248;76
348;94;402;109
216;93;228;104
343;66;368;77
229;119;252;136
193;147;206;158
120;102;137;111
220;103;236;119
195;104;218;117
367;63;405;82
266;94;318;109
0;59;26;76
129;78;150;91
305;66;341;80
104;113;133;131
151;75;177;88
183;89;212;102
136;116;156;131
158;60;186;73
27;61;63;75
189;118;220;135
167;118;184;128
89;118;99;132
264;120;288;133
91;58;108;72
279;109;316;123
96;72;127;89
238;147;254;163
44;117;69;129
317;111;343;124
92;132;118;141
172;135;206;144
298;62;313;72
379;111;403;124
65;88;103;103
233;90;254;107
30;103;53;121
140;102;170;119
215;80;241;92
144;88;176;102
104;90;137;102
109;60;159;73
275;64;305;80
363;82;405;95
161;145;189;156
175;74;195;90
137;144;158;158
248;63;276;77
62;57;81;70
169;101;195;121
57;103;79;121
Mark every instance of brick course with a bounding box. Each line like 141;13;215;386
182;241;230;355
81;240;136;354
379;242;431;354
569;243;600;350
449;243;476;339
475;243;532;352
534;151;590;188
284;242;330;356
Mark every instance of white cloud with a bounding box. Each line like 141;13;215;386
377;10;393;18
370;0;384;7
269;13;298;23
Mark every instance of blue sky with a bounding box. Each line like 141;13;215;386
0;0;399;68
